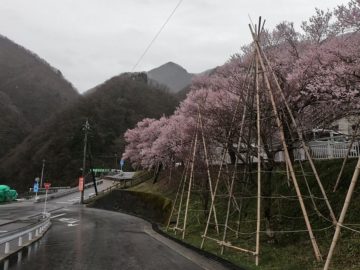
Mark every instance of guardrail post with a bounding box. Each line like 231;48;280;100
29;232;32;241
5;242;10;254
35;229;39;237
18;236;23;246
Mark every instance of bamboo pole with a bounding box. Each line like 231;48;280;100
323;156;360;270
258;38;336;224
200;147;227;248
204;235;257;255
333;121;360;192
182;115;200;240
299;160;320;215
255;52;262;266
166;159;190;230
198;105;220;234
249;24;323;262
174;124;197;234
285;155;291;187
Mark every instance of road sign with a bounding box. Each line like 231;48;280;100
35;177;40;182
33;182;39;193
44;183;51;190
79;177;84;191
120;159;125;170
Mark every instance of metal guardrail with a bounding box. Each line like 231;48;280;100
86;172;152;201
294;141;360;160
35;180;103;203
0;214;51;260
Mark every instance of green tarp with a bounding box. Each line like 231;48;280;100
0;185;18;202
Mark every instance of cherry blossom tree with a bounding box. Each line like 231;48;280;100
334;0;360;32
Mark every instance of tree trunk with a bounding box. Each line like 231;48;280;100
202;172;210;221
153;163;163;184
228;147;236;165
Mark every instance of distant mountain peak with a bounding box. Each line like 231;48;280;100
147;62;193;93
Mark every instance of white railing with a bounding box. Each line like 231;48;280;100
294;141;360;160
0;214;51;259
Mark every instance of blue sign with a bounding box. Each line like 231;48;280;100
33;182;39;193
120;159;125;167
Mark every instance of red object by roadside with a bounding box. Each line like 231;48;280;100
44;183;51;190
79;177;84;191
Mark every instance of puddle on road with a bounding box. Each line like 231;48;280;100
1;239;42;270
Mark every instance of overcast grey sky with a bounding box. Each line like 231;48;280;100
0;0;348;92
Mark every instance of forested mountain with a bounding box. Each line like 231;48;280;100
0;35;79;158
0;73;178;191
147;62;193;93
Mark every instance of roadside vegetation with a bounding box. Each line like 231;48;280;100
131;159;360;270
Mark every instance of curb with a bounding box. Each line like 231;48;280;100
151;223;247;270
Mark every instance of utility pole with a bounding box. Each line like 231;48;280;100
40;159;45;188
80;119;90;204
88;150;98;196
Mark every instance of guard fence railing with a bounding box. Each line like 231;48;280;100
87;171;152;201
0;213;51;261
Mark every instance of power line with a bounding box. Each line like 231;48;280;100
131;0;184;72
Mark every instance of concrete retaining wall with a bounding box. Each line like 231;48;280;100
87;189;172;225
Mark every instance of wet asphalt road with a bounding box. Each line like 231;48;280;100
9;206;205;270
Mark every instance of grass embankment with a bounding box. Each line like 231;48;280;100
130;159;360;270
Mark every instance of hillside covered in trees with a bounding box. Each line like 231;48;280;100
0;35;79;159
0;73;178;191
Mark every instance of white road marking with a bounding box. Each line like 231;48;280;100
50;213;66;219
55;202;72;204
0;230;8;233
68;224;78;227
59;218;79;225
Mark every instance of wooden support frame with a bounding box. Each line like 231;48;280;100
249;22;323;262
182;114;200;239
198;105;220;234
257;37;336;224
323;156;360;270
333;120;360;192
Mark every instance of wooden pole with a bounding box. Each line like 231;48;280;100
200;147;227;248
254;52;262;266
174;126;197;234
166;159;190;230
249;24;323;262
182;114;200;240
333;121;360;192
285;156;291;187
324;156;360;270
174;162;190;235
299;160;320;215
198;105;220;234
